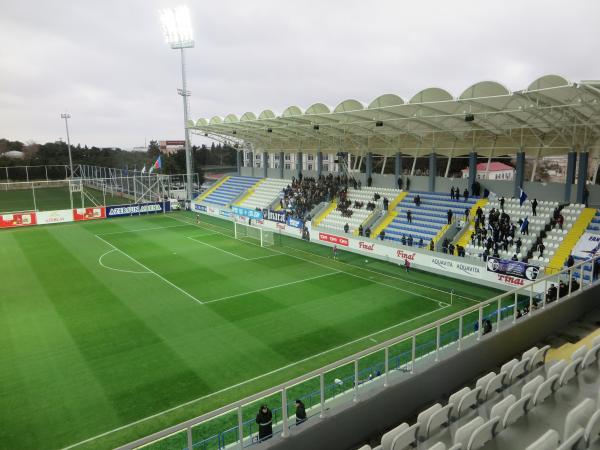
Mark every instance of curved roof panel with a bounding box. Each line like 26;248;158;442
334;99;364;113
410;87;453;104
527;74;570;91
209;116;223;125
305;102;331;115
282;105;303;117
258;109;276;120
240;112;257;121
224;113;238;123
195;118;208;126
459;81;510;99
368;94;404;109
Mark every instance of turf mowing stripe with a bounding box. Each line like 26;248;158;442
96;224;191;236
204;271;342;304
94;234;205;305
60;303;449;450
168;215;449;307
168;214;481;305
186;235;250;260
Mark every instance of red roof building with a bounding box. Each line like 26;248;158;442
461;162;515;180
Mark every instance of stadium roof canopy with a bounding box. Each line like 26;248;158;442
189;75;600;158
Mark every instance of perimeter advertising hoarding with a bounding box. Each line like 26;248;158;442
486;257;540;281
0;212;37;228
572;232;600;259
232;206;263;220
105;202;170;218
36;209;74;225
73;207;106;221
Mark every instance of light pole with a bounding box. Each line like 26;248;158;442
159;5;195;203
60;113;74;179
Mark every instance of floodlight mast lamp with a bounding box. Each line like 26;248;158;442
160;5;195;202
60;113;74;179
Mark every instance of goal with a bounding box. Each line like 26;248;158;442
234;222;276;247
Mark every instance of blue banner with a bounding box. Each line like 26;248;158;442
219;210;232;218
193;203;207;212
232;206;263;220
286;217;304;229
266;210;286;223
486;257;540;281
106;202;170;218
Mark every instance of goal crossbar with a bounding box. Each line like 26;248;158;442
234;222;275;247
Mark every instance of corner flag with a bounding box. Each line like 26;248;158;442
519;187;528;206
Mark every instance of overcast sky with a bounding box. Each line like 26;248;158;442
1;0;599;149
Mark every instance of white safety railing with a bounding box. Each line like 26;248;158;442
117;255;599;450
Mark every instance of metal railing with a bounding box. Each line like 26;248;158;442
117;255;599;450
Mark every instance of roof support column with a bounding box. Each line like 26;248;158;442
530;147;542;182
236;150;242;175
564;151;576;202
394;152;402;180
247;150;253;176
410;150;419;176
296;151;303;179
576;150;589;204
513;150;525;198
366;152;373;182
429;152;437;192
444;149;453;178
316;151;323;178
468;151;477;195
380;156;387;175
279;151;284;179
262;152;268;178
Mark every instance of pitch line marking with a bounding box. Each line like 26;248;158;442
95;234;205;305
205;271;341;304
187;236;248;260
96;224;191;236
98;250;151;275
60;303;449;450
169;216;448;306
166;214;472;306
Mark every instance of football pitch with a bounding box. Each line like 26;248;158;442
0;211;501;449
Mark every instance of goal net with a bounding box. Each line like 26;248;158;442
234;222;275;247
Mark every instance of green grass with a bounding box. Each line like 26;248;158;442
0;211;501;449
0;186;132;213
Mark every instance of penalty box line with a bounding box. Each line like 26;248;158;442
94;234;205;305
61;301;450;450
186;235;280;262
167;215;450;308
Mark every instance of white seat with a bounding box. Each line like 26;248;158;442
507;358;530;384
564;398;595;440
521;375;544;408
454;417;485;448
525;429;560;450
390;423;419;450
547;359;567;379
489;394;516;431
449;387;471;419
483;373;505;400
417;403;442;439
426;404;453;439
531;345;551;368
468;417;500;450
380;422;408;450
560;359;582;386
585;409;600;447
502;394;531;428
457;388;481;418
558;428;585;450
533;375;559;406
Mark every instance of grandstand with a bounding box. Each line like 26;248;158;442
197;176;261;206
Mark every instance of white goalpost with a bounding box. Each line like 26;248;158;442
234;222;275;247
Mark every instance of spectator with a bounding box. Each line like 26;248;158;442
584;186;590;207
407;209;413;223
511;254;518;261
429;240;435;251
365;227;371;238
358;224;363;236
500;197;505;211
463;188;469;202
295;400;307;425
407;235;413;247
404;258;410;272
567;254;575;268
464;207;470;220
483;319;492;334
557;214;564;230
405;177;411;190
256;405;273;442
383;197;389;210
450;187;456;200
532;198;538;216
358;180;362;190
401;235;407;246
418;238;424;248
559;281;568;298
367;175;373;187
344;223;349;233
571;277;580;292
397;177;403;190
447;209;453;225
379;230;385;241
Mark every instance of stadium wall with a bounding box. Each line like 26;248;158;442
264;282;600;450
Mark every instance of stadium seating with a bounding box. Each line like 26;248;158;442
464;198;586;267
318;187;400;234
202;176;261;206
572;209;600;282
358;340;600;450
236;178;291;210
383;191;477;246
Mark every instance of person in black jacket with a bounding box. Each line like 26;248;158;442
295;400;307;425
256;405;273;441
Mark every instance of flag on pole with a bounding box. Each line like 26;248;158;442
519;187;528;206
141;165;147;174
149;156;161;174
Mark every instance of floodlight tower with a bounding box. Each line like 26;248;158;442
159;5;194;202
60;113;74;179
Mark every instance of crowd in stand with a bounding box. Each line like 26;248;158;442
280;173;346;220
